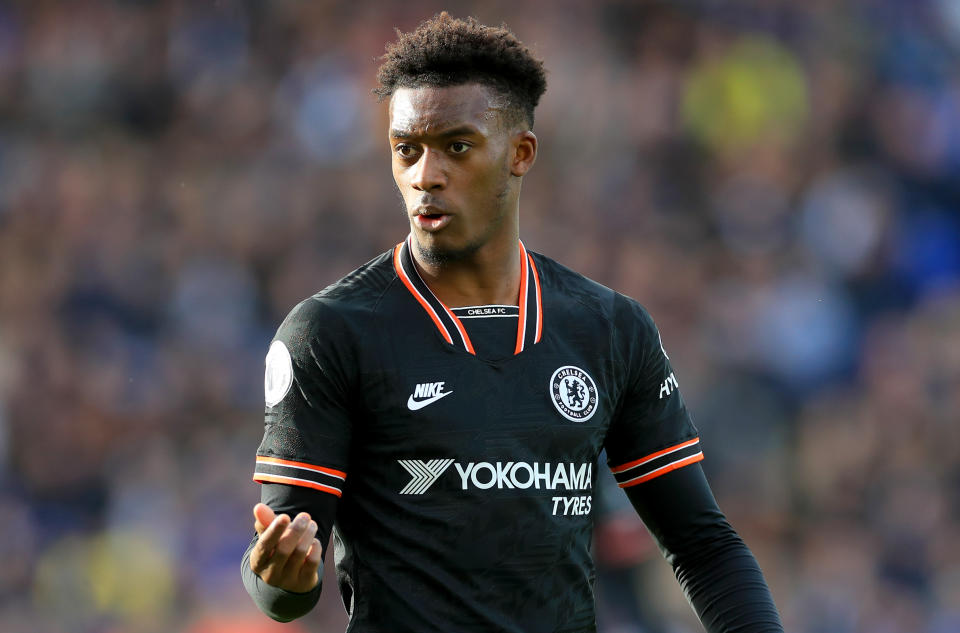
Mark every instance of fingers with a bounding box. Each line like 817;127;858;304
253;503;275;534
299;538;323;586
249;509;321;592
249;512;291;574
257;511;291;551
255;512;312;575
282;518;319;578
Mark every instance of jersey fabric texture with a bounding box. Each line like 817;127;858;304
252;238;702;633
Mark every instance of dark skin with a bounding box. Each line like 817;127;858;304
249;504;321;593
249;84;782;633
249;83;538;592
390;83;538;306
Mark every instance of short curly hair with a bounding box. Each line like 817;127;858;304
374;12;547;129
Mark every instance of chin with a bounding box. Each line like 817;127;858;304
413;233;481;265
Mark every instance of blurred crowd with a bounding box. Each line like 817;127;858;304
0;1;958;632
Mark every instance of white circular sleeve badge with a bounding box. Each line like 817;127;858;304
549;366;598;422
264;340;293;407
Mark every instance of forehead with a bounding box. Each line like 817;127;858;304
389;84;503;135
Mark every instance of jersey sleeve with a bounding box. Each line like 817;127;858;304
604;297;703;489
252;297;355;498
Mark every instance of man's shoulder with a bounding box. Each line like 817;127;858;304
315;248;397;307
531;251;644;323
276;248;396;337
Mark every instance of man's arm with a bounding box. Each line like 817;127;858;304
243;297;356;620
624;463;783;633
241;483;339;622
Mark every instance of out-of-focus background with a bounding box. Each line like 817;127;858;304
1;0;958;631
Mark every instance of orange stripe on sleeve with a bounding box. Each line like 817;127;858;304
618;452;704;488
255;456;346;479
252;473;343;497
610;437;701;474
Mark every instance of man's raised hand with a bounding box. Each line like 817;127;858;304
249;503;322;593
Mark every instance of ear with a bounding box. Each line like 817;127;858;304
510;130;537;177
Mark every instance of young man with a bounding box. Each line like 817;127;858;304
242;13;784;633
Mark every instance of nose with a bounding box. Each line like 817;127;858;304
410;148;446;191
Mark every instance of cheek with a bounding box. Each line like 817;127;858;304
466;151;506;186
476;156;511;196
392;165;411;194
487;145;513;180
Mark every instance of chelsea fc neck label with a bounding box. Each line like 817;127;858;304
549;366;598;422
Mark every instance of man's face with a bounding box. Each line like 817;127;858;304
389;84;520;263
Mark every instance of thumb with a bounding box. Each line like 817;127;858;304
253;503;276;534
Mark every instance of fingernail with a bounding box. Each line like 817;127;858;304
294;514;308;527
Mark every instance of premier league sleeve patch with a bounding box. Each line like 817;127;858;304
549;366;598;422
264;340;293;407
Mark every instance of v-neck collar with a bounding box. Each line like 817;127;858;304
392;236;543;356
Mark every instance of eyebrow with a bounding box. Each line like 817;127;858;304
389;125;481;140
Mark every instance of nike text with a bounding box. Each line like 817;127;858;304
408;381;453;410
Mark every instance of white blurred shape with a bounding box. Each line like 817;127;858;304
755;275;856;387
800;168;887;276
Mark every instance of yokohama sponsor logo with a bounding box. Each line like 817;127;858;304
454;461;592;491
398;459;455;494
398;459;593;494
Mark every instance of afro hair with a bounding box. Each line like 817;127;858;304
375;12;547;128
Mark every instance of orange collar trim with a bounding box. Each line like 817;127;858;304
393;237;543;355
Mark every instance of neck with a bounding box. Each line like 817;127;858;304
411;233;522;308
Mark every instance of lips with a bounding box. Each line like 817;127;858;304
414;211;452;231
413;203;452;232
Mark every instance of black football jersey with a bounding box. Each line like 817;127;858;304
252;238;702;633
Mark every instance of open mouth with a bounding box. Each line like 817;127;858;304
414;211;452;231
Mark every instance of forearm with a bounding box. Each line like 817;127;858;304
668;517;782;632
241;483;338;621
625;464;783;632
241;534;322;622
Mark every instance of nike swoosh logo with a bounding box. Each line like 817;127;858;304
407;391;453;411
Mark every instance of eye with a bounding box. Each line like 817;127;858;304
449;142;470;154
395;144;419;159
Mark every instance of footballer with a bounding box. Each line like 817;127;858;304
241;13;784;633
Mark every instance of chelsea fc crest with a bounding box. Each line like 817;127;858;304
549;366;598;422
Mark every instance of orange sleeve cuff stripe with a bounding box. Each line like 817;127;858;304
255;456;346;480
610;437;701;474
252;473;343;497
618;452;704;488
